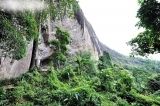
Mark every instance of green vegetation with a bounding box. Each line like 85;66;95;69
50;27;70;68
0;51;160;106
101;43;160;73
127;0;160;56
1;0;160;106
0;11;38;60
98;51;113;70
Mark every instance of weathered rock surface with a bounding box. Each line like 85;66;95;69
37;16;102;62
0;7;102;79
0;42;33;79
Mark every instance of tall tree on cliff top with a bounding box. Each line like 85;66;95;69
127;0;160;57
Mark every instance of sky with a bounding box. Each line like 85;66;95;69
79;0;160;60
79;0;142;55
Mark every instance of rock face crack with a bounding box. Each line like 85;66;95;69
29;39;38;70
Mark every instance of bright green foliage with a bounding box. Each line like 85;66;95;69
128;0;160;56
55;27;70;45
137;0;143;5
131;67;151;94
0;51;160;105
0;67;102;106
0;11;38;60
50;27;70;68
98;68;116;92
98;51;113;70
75;51;97;76
116;70;133;92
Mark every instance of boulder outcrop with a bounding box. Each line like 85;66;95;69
0;6;102;79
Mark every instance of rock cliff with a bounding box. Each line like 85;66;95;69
0;5;102;79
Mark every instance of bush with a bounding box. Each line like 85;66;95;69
148;74;160;91
98;68;116;92
57;66;75;82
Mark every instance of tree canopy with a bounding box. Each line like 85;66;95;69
127;0;160;57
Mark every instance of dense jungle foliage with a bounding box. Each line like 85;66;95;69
0;51;160;106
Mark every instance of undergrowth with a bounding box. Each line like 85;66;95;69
0;52;160;106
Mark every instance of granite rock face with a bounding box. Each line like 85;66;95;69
0;42;33;79
0;8;102;79
37;11;102;62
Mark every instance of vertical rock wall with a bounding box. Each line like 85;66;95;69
0;7;102;79
36;17;102;62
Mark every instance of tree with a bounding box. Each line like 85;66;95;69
75;51;98;76
148;74;160;91
127;0;160;57
50;27;70;68
98;51;113;70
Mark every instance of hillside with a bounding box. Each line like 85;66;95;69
100;43;160;72
0;51;160;106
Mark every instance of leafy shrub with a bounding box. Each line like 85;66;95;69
10;86;25;103
98;51;113;70
57;66;75;82
116;70;133;92
148;74;160;91
153;90;160;96
98;68;116;92
0;87;9;105
116;98;130;106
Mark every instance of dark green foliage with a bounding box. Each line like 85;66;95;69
50;27;70;68
127;0;160;56
98;51;113;70
51;51;66;67
57;66;75;81
148;74;160;91
136;0;160;32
